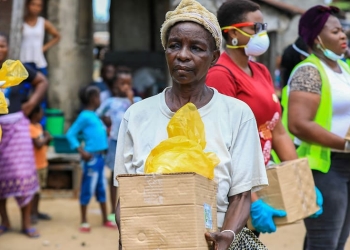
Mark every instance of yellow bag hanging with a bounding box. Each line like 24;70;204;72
0;60;29;88
145;103;219;179
0;60;29;141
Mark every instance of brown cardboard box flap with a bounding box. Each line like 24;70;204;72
117;172;199;179
345;126;350;141
117;172;217;209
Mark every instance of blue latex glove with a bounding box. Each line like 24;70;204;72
250;199;287;233
309;186;323;218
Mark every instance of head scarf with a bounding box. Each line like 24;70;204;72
160;0;222;50
299;5;340;47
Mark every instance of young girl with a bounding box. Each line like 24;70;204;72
21;0;60;75
28;105;52;224
66;86;117;232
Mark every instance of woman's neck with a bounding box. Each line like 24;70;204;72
25;14;38;22
225;48;251;75
166;83;213;112
313;50;341;73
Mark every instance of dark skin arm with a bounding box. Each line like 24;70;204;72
101;116;112;127
21;72;48;116
43;20;60;52
205;191;251;250
32;132;52;149
272;120;298;161
288;91;346;150
77;147;92;161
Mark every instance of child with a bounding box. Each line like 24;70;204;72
96;69;141;222
66;86;116;232
28;104;52;224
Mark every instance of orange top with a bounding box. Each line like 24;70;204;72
29;123;48;169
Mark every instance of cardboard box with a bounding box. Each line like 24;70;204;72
248;158;319;229
117;173;218;250
345;126;350;141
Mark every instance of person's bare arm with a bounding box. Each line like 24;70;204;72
288;91;346;150
43;20;60;52
205;191;251;250
32;135;51;149
22;72;48;116
102;116;112;127
272;120;298;161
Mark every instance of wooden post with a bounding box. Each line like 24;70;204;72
9;0;25;60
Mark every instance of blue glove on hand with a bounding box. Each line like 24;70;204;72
309;186;323;218
250;199;287;233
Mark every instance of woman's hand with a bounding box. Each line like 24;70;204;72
77;147;92;161
250;199;286;233
205;231;234;250
126;88;134;104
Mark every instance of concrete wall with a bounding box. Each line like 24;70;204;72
46;0;93;129
279;0;327;51
110;0;168;52
110;0;151;51
0;0;12;35
280;0;327;9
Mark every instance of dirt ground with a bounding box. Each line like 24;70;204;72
0;197;349;250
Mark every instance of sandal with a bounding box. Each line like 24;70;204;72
104;221;118;230
0;225;10;236
79;223;91;233
22;228;40;238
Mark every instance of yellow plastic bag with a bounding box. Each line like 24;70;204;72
0;60;28;141
0;91;8;114
0;60;29;88
145;103;219;179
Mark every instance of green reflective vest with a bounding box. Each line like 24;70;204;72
280;54;350;173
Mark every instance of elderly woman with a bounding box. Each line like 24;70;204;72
0;32;47;238
114;0;268;249
283;6;350;250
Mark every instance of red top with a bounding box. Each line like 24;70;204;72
206;52;281;165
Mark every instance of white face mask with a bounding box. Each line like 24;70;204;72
317;36;344;61
227;30;270;57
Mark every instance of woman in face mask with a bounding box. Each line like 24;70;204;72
284;5;350;250
206;0;305;236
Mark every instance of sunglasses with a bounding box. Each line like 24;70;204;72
222;22;268;34
317;5;339;14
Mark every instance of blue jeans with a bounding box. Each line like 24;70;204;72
80;154;106;205
304;153;350;250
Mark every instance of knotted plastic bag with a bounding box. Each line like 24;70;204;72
0;60;28;114
0;60;28;140
0;60;29;88
145;103;219;179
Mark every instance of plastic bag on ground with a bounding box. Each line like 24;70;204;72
145;103;219;179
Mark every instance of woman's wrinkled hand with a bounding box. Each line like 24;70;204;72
205;231;234;250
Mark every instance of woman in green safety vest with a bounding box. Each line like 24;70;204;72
284;5;350;250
